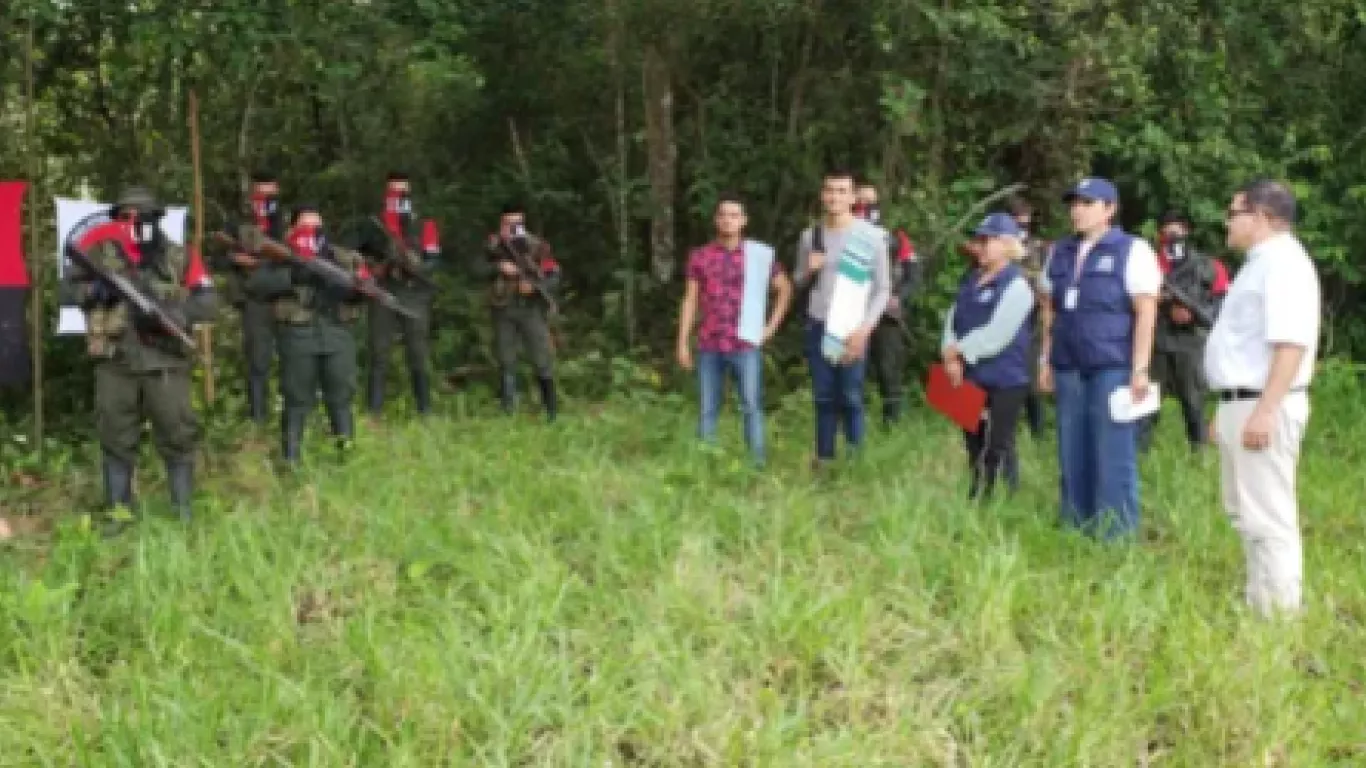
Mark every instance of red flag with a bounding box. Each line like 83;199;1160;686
0;181;31;388
0;182;29;288
926;363;988;434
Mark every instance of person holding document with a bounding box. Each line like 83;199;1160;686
793;169;892;469
1038;178;1161;540
941;214;1036;501
677;193;792;467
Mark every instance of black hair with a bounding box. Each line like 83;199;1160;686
1159;209;1192;228
386;171;410;182
822;166;856;184
1006;195;1034;218
1236;179;1297;224
290;205;319;225
715;191;745;212
250;171;278;184
500;201;525;216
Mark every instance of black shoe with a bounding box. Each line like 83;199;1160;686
537;376;558;422
166;460;194;522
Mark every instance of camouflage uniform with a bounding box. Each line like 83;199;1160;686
246;230;367;464
1139;247;1220;452
214;213;285;424
478;232;561;420
356;211;438;415
61;186;217;521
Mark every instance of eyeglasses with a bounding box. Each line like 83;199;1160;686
1225;207;1254;222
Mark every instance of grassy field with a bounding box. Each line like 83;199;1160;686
3;381;1366;766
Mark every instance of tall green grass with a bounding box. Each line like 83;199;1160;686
2;379;1365;766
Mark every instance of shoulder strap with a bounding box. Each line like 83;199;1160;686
812;225;824;253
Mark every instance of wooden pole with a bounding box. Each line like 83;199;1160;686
25;20;43;451
188;90;215;404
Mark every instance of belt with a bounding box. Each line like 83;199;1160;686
1214;386;1307;402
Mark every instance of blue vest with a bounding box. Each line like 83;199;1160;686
1047;227;1136;372
952;264;1031;389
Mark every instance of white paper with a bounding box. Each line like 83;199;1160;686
1109;383;1161;423
56;306;87;335
52;197;187;335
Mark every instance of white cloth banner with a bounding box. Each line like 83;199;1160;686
53;197;187;335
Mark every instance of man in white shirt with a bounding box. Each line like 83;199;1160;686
1038;178;1161;539
1205;179;1320;618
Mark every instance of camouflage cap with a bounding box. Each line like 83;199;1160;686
110;185;164;217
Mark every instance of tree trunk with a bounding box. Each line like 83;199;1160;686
642;44;676;283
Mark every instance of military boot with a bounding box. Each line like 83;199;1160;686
367;368;387;415
281;408;307;467
248;375;270;425
537;376;558;422
102;454;135;508
328;403;355;456
412;370;431;415
500;371;518;414
100;454;136;536
166;460;194;522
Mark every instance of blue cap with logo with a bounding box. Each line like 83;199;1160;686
973;212;1023;238
1064;177;1118;204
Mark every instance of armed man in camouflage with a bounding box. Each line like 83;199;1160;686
61;185;217;524
356;172;440;417
1009;196;1050;439
478;202;562;421
246;206;370;465
215;172;285;425
1139;210;1222;452
855;182;922;426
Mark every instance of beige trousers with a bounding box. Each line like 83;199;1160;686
1214;395;1310;617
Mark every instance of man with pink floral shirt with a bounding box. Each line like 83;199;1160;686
676;193;793;466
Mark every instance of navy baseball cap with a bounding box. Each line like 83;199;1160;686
973;212;1023;238
1064;177;1119;204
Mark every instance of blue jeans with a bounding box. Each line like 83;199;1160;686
804;320;867;460
1054;367;1140;539
697;348;765;464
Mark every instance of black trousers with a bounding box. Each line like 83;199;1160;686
963;385;1029;501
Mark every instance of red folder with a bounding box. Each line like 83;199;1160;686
926;363;988;434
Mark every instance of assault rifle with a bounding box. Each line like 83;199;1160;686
65;233;199;352
1161;254;1217;329
497;234;559;316
367;215;438;291
212;230;420;321
1161;279;1216;329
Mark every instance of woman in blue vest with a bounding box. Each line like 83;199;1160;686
941;213;1037;500
1038;178;1161;540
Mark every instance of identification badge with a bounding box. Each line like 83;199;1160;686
1064;286;1079;311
